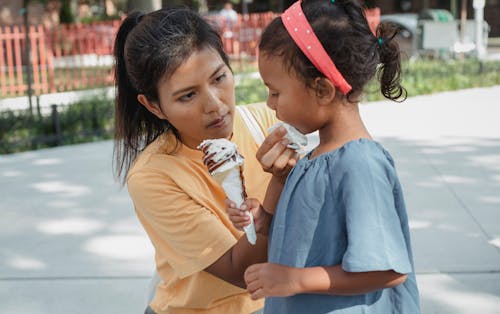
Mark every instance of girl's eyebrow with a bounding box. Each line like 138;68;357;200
172;64;225;97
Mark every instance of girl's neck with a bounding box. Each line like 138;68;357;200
311;102;371;159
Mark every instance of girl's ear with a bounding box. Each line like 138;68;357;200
137;94;166;119
314;77;336;106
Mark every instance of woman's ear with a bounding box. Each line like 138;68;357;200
314;77;336;106
137;94;166;119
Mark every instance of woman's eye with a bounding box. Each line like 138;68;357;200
179;91;195;102
214;72;227;83
270;91;279;97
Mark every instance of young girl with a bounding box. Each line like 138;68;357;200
228;0;420;313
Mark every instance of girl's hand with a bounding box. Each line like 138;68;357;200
226;198;272;235
244;263;301;300
257;126;299;182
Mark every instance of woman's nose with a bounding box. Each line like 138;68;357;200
204;89;225;113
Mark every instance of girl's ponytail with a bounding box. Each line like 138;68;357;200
376;22;407;102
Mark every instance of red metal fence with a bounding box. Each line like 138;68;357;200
0;10;379;99
0;21;121;98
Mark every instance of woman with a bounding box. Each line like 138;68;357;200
113;8;296;314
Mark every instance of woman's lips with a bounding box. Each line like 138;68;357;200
207;114;228;129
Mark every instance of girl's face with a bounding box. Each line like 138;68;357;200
144;47;235;149
258;54;320;134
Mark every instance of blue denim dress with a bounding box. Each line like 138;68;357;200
265;139;420;314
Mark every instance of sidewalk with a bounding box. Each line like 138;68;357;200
1;86;500;313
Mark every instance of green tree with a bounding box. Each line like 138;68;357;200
60;0;77;23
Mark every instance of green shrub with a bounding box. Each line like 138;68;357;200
0;96;114;154
236;77;269;105
2;59;500;154
364;59;500;102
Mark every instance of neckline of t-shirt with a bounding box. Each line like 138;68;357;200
305;138;381;163
177;142;204;161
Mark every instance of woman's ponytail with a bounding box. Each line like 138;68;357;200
376;22;407;102
113;12;161;184
114;12;143;105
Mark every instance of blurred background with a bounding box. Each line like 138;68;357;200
1;1;500;314
0;0;499;153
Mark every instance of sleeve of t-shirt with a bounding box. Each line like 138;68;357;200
245;102;279;136
339;147;412;275
127;170;236;279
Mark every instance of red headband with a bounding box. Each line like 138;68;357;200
281;1;352;95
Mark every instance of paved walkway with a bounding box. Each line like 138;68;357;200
1;86;500;313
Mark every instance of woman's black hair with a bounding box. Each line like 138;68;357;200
259;0;406;102
113;8;229;184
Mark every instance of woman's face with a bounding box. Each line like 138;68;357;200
151;47;235;149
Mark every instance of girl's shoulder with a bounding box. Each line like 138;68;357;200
334;139;398;182
302;138;396;175
337;138;394;165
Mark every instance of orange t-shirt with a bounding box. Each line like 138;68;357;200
127;103;277;314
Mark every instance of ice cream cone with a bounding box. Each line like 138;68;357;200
198;139;257;245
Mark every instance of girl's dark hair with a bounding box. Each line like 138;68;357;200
259;0;406;102
113;8;229;184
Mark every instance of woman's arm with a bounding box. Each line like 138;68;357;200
204;233;268;288
244;263;408;299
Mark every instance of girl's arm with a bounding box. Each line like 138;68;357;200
257;126;299;185
244;263;408;299
256;126;298;214
262;175;285;214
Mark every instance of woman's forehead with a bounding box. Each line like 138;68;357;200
158;47;227;92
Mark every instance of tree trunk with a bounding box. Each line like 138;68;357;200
197;0;208;13
127;0;161;13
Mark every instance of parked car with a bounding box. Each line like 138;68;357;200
380;13;418;58
380;9;486;58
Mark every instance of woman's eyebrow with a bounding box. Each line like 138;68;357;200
209;64;225;78
171;64;225;97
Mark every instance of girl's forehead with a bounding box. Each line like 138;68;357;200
259;55;286;75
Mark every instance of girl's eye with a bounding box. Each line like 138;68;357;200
179;91;195;102
270;91;279;97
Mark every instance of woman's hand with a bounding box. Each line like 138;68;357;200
257;126;299;182
244;263;301;300
226;198;272;235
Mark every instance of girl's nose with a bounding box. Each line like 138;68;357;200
266;97;276;111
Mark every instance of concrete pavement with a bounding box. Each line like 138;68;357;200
1;86;500;313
